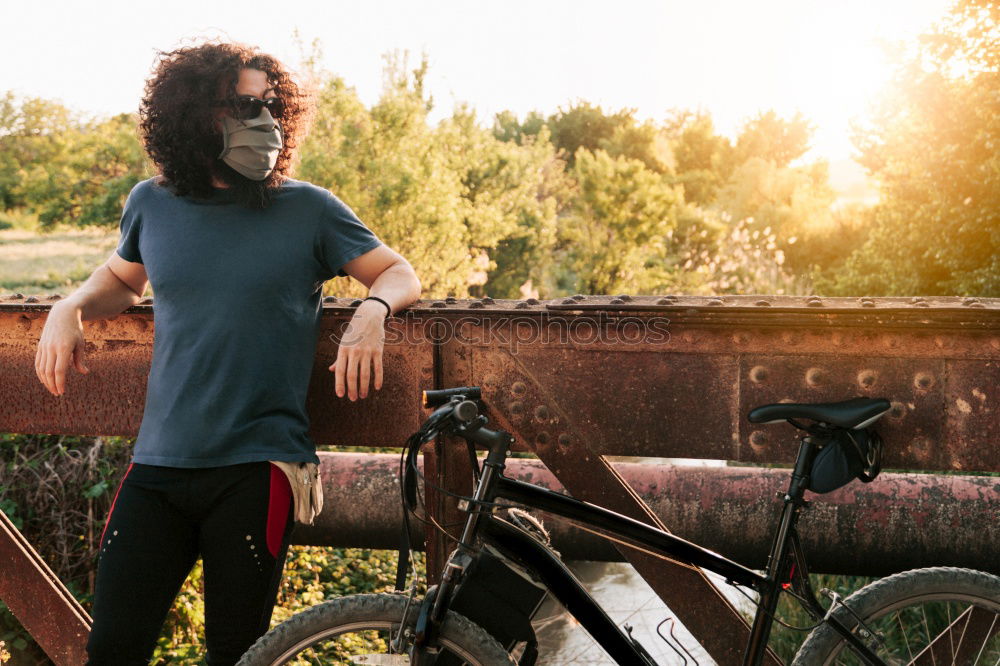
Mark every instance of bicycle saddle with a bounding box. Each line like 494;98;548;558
747;397;891;429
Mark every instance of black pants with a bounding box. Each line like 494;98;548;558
86;461;295;665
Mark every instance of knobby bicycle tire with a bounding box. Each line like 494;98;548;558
792;566;1000;665
235;593;517;666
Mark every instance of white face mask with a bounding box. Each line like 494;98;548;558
217;107;283;181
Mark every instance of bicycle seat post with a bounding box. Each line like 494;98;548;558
745;432;819;664
787;433;820;502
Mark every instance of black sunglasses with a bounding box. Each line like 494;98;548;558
218;95;285;120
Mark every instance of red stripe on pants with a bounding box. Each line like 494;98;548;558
266;463;292;558
100;462;134;547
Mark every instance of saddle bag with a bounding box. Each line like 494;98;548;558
808;427;883;494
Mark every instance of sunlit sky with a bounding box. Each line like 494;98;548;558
5;0;952;164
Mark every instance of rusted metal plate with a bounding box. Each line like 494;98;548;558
297;453;1000;575
0;312;152;435
944;359;1000;472
0;510;91;665
475;347;738;460
308;317;433;447
739;355;951;469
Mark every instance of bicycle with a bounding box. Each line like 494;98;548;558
237;386;1000;665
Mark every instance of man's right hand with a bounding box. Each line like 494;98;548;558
36;302;90;396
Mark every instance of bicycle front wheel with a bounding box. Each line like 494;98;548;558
792;567;1000;665
236;593;516;666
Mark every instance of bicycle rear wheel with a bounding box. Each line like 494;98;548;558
792;567;1000;665
235;593;516;666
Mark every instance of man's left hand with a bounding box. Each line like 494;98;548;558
330;301;386;400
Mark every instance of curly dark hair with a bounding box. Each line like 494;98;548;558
139;41;312;205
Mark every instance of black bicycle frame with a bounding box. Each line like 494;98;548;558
432;432;887;666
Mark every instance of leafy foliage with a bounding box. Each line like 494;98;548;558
820;0;999;296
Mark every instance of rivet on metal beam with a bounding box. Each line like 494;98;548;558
889;401;906;419
534;405;550;421
706;298;723;306
806;298;823;307
25;296;39;303
535;431;550;445
515;301;528;309
912;301;929;307
350;299;363;307
509;401;524;416
749;366;768;383
857;370;877;388
749;431;768;453
481;296;494;304
526;298;539;305
468;301;484;308
46;294;63;300
430;301;447;307
323;296;337;303
962;297;980;306
655;297;673;305
139;297;153;305
615;294;632;302
8;293;24;299
781;331;799;345
910;297;926;304
754;299;771;306
572;294;586;301
557;433;571;447
805;367;825;387
510;382;527;396
861;300;876;308
914;372;935;390
966;302;985;308
563;298;578;304
445;296;457;304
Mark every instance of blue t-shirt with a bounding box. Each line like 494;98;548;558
115;177;383;468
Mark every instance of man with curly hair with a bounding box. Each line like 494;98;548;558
34;41;422;665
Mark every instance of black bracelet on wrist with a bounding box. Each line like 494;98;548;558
362;295;391;319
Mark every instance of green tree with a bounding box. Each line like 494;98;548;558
0;95;149;229
826;0;999;296
713;157;835;275
663;109;734;206
560;148;679;295
298;51;566;299
733;110;814;168
545;102;672;174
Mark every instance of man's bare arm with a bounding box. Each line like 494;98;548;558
332;243;422;400
68;252;150;320
35;252;149;396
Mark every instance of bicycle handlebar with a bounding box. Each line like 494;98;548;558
422;386;481;408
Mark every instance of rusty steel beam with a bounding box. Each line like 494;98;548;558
2;294;996;471
295;453;1000;576
0;509;91;665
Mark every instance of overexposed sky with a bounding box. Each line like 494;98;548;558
4;0;952;161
